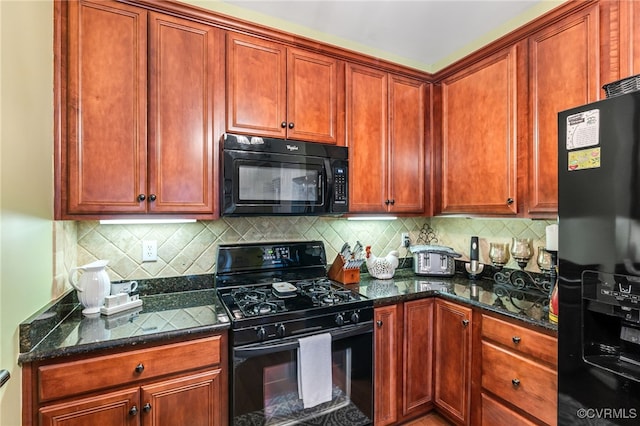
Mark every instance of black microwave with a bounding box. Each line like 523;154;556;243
221;133;348;216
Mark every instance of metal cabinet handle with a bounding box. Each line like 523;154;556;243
143;403;152;413
376;320;383;328
129;406;138;416
384;199;390;205
288;122;294;129
137;194;146;202
390;199;395;205
0;370;9;389
512;336;521;344
134;363;145;374
462;319;469;327
507;198;514;205
281;121;287;128
512;378;520;387
149;194;157;202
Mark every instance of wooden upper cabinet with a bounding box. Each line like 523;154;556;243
62;0;222;218
66;0;148;214
439;45;520;216
226;32;342;144
148;12;219;214
347;63;427;214
226;33;287;138
347;64;388;213
614;0;640;83
527;3;599;217
287;47;342;143
389;75;426;214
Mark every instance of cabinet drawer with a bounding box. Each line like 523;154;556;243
482;314;557;366
38;335;221;402
481;392;537;426
482;341;557;425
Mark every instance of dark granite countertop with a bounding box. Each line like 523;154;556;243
18;265;556;365
18;275;230;364
353;266;558;333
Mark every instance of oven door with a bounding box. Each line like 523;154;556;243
231;322;373;426
222;149;328;216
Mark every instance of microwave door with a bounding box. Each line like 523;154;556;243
223;151;327;215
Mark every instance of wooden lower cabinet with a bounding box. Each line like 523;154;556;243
374;304;399;426
374;299;434;426
434;299;473;425
24;334;228;426
38;370;221;426
481;392;537;426
39;387;139;426
480;313;557;426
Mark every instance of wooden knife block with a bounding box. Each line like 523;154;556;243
327;254;360;284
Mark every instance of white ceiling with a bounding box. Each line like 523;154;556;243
221;0;558;72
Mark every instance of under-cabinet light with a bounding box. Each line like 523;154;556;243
347;216;397;221
99;219;197;225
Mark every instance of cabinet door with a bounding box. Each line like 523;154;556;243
39;387;139;426
481;393;537;426
527;4;599;217
434;299;472;425
148;13;221;214
226;33;287;138
439;46;519;215
374;305;399;426
389;75;426;213
66;0;147;214
619;0;640;79
403;299;433;417
141;369;223;426
346;64;388;212
287;48;342;144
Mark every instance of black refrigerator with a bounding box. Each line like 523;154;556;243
558;90;640;425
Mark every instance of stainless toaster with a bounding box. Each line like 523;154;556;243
410;245;462;277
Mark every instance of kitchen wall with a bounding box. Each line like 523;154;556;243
65;217;556;285
0;2;55;425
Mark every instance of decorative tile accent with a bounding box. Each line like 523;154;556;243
59;216;557;283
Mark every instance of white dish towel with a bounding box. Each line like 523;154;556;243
297;332;333;408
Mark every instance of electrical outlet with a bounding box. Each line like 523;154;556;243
401;233;410;248
142;240;157;262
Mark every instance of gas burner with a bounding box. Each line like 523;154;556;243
232;288;268;304
252;301;283;315
301;284;330;296
322;293;343;305
238;299;286;317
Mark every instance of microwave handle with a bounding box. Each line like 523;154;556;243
234;322;372;358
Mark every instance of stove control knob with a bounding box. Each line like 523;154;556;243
256;327;267;341
335;313;345;326
276;324;286;337
350;311;360;324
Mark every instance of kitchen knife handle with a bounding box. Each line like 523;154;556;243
470;236;479;261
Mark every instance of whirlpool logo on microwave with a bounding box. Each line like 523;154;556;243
286;144;299;151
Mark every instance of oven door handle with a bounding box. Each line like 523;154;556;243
234;322;373;358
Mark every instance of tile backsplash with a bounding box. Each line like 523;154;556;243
56;216;556;288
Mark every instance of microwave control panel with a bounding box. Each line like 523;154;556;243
334;167;347;203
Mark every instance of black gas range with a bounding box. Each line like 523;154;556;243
215;241;374;426
215;241;373;347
